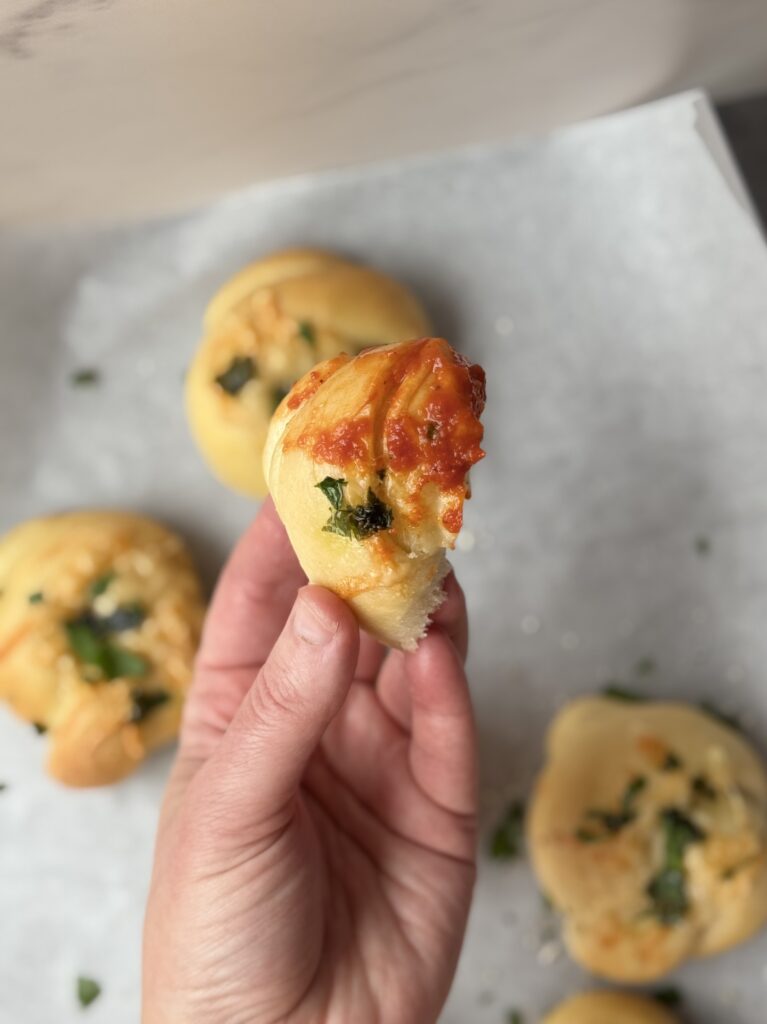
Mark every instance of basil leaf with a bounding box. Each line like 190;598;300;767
691;774;717;800
579;775;646;840
106;647;150;679
653;987;683;1008
489;800;525;860
130;689;170;722
215;356;256;395
71;368;100;387
317;479;393;540
66;618;109;666
28;592;44;604
602;684;645;703
66;616;149;680
298;321;316;348
97;603;145;633
316;477;347;511
661;752;683;772
89;572;115;599
646;808;705;924
77;976;101;1008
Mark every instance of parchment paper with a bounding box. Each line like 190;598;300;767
2;90;767;1023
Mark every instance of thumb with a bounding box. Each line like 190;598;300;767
191;585;359;841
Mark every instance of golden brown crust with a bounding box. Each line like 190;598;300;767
186;247;431;497
528;697;767;981
264;338;485;650
543;991;678;1024
0;511;205;786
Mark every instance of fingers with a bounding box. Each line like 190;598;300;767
354;632;387;685
189;586;359;841
405;627;477;816
376;572;468;728
197;499;306;674
320;682;476;860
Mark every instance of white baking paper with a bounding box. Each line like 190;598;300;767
2;90;767;1024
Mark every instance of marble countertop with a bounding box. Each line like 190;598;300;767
2;0;767;226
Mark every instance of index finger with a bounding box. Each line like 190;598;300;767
197;498;306;673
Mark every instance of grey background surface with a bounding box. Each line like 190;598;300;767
2;92;767;1022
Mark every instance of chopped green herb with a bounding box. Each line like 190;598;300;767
646;808;705;924
214;355;256;395
699;700;742;733
507;1011;524;1024
0;783;7;792
695;535;711;556
97;603;145;633
635;656;656;676
653;986;682;1007
661;752;683;772
622;775;647;811
575;827;600;843
89;572;116;599
316;476;347;510
28;591;44;604
66;616;149;681
317;478;393;540
426;421;439;441
298;321;316;348
602;684;645;703
71;368;100;387
691;774;717;800
130;689;171;723
77;976;101;1008
271;385;289;411
490;800;525;860
32;722;47;735
582;775;647;838
107;647;150;679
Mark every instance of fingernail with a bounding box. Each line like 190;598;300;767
293;591;338;646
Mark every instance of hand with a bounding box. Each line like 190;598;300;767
142;500;477;1024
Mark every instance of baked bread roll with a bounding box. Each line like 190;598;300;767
264;337;485;650
529;696;767;981
0;511;205;787
186;247;431;496
543;991;678;1024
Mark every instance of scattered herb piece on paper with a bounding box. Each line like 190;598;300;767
695;535;711;556
71;368;100;387
602;684;645;703
490;800;525;860
77;976;101;1008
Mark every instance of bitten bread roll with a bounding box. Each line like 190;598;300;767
0;511;205;786
186;247;431;497
264;337;486;650
543;991;678;1024
528;696;767;981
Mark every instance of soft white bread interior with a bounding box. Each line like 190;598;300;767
264;337;486;650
